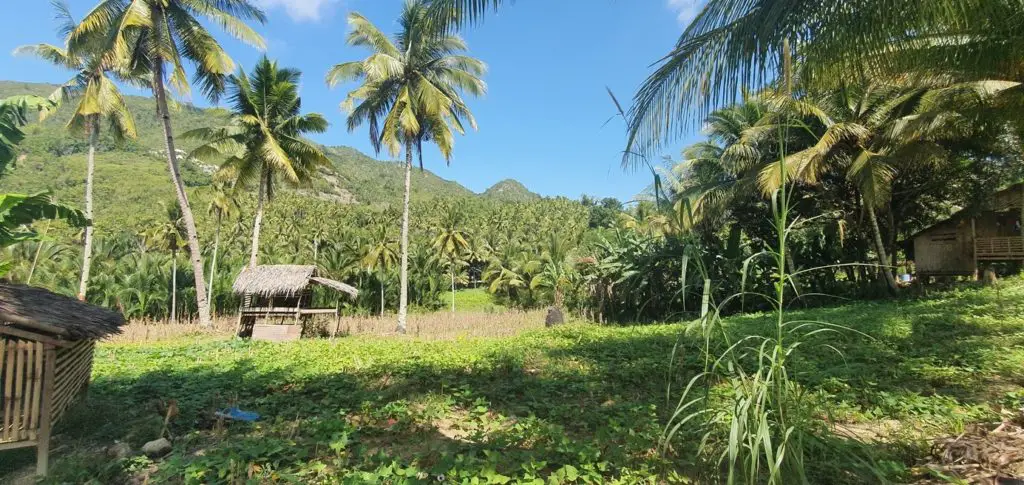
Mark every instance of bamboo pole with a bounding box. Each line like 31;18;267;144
0;340;8;442
12;342;26;442
36;346;56;476
29;342;42;440
21;342;34;440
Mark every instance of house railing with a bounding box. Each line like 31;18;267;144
976;236;1024;260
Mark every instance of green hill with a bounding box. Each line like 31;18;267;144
0;80;492;227
482;178;540;202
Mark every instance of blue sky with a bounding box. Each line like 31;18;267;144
0;0;705;201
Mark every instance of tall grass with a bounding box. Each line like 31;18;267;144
663;42;878;484
106;310;547;344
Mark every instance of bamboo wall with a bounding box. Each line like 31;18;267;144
52;340;94;424
0;337;94;448
0;338;45;445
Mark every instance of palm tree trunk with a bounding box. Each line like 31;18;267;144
78;116;98;301
152;50;211;326
250;169;267;268
380;278;385;317
397;141;413;334
866;201;899;293
451;263;456;313
886;209;898;271
208;219;221;315
171;250;178;324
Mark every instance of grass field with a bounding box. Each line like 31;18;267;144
3;281;1024;483
453;288;507;313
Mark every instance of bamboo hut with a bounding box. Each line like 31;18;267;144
233;265;358;341
0;283;125;475
912;183;1024;279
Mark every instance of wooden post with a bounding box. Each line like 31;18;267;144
234;300;244;337
971;217;979;280
36;345;56;476
331;299;341;339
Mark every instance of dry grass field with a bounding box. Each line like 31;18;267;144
106;309;551;344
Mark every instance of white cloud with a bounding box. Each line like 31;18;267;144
257;0;340;22
667;0;704;25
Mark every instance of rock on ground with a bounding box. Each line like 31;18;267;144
545;307;564;327
141;438;172;458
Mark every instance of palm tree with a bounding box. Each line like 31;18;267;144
206;181;237;313
16;0;139;301
0;95;54;172
625;0;1023;156
144;201;185;323
328;0;486;333
362;225;399;316
672;96;777;228
69;0;267;326
432;207;471;312
756;80;1017;292
186;56;330;268
528;232;574;308
0;193;85;277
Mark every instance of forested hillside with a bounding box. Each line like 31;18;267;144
0;81;597;320
0;80;490;230
482;179;540;202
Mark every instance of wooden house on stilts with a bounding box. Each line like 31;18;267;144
0;283;125;475
912;183;1024;279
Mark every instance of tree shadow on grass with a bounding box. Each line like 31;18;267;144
2;289;1021;483
2;350;671;483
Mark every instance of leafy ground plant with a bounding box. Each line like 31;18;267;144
1;282;1024;482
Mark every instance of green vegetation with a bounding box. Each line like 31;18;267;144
0;80;481;223
2;0;1024;482
185;55;332;268
68;0;272;325
2;281;1022;483
453;288;504;312
15;0;143;299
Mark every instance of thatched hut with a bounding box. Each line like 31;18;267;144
912;183;1024;279
233;265;357;341
0;283;125;475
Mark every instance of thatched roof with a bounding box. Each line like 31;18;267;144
310;277;359;297
0;283;126;340
233;265;358;298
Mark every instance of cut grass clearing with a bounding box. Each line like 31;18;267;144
453;287;506;313
2;281;1023;483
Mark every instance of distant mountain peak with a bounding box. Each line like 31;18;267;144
482;179;540;202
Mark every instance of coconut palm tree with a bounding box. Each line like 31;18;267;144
754;80;1019;292
528;232;574;308
15;0;139;301
206;181;238;313
186;56;330;268
69;0;267;326
0;193;85;277
0;95;53;171
362;225;399;316
328;0;486;333
432;206;471;312
144;201;185;323
672;96;779;228
625;0;1023;156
